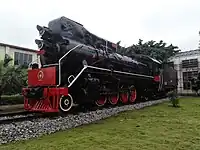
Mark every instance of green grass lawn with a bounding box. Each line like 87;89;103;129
1;97;200;150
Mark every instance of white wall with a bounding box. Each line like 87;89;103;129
0;46;6;60
169;50;200;94
0;44;38;66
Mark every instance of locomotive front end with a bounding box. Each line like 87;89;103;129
22;66;69;113
22;18;78;113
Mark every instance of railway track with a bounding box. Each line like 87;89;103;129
0;105;96;125
0;104;82;125
0;104;25;116
0;110;29;117
0;104;38;125
0;96;170;125
0;113;39;125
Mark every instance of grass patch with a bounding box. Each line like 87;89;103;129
1;97;200;150
0;94;23;105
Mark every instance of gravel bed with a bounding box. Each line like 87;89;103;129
0;98;169;145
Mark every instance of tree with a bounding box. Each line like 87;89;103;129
0;54;27;101
117;39;180;63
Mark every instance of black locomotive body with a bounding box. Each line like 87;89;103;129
22;16;177;113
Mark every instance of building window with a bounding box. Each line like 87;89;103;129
183;71;198;90
182;59;198;68
14;52;32;66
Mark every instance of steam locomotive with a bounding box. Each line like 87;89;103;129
22;16;177;113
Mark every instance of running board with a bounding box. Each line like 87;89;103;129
68;65;154;88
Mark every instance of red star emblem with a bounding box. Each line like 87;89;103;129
37;70;44;81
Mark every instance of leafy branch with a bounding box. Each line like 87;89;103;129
0;54;27;101
117;39;180;63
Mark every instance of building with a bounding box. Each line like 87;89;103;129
169;49;200;95
0;42;38;66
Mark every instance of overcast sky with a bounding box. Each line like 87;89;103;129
0;0;200;51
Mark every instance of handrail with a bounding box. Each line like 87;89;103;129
68;65;88;88
67;65;154;88
57;44;83;87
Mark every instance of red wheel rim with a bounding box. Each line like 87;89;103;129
109;95;118;105
129;89;137;103
95;96;107;106
121;93;129;103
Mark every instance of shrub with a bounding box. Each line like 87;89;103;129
167;90;179;107
0;54;28;101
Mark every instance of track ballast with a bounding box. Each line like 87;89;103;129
0;97;170;145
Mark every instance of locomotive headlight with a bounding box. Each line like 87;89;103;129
35;39;44;50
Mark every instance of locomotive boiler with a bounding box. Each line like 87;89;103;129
22;16;177;113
